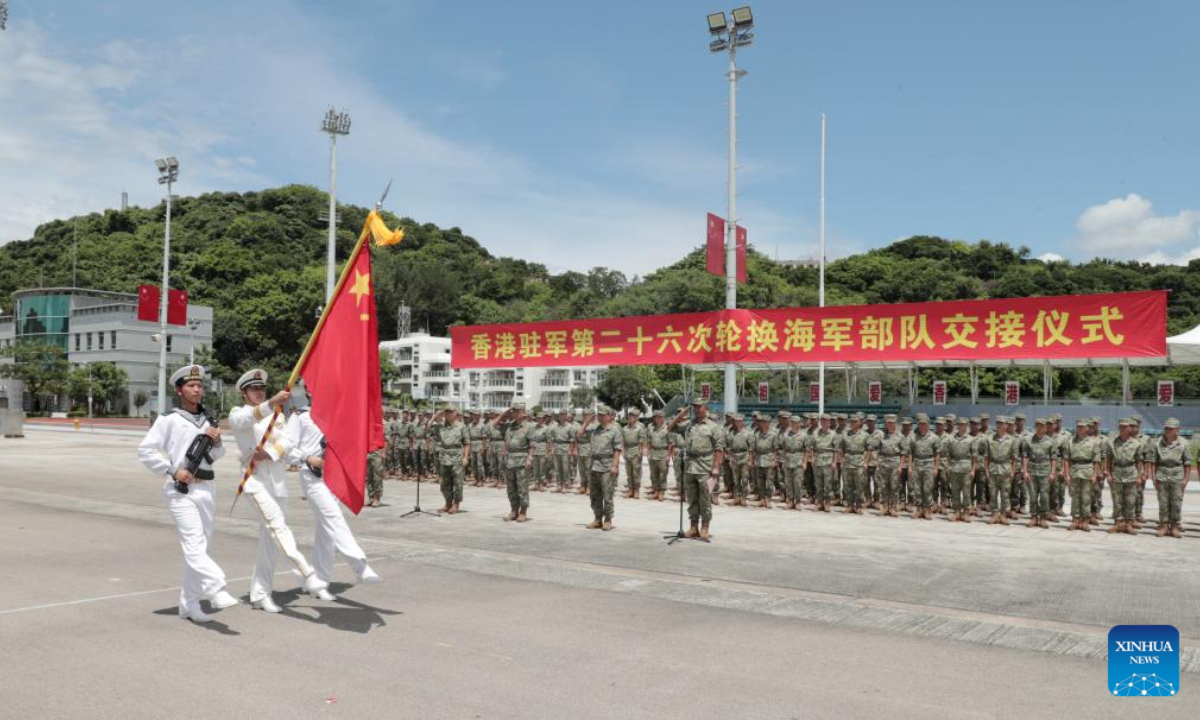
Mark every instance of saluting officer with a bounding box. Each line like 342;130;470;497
1150;418;1191;538
138;365;240;623
494;404;535;522
579;406;623;530
668;399;725;541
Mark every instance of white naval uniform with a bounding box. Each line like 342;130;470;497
137;408;228;613
228;401;324;602
286;409;369;583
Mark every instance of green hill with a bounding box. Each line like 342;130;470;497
3;184;1198;398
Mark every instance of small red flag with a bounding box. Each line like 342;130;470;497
297;243;384;514
167;288;188;326
706;212;725;277
137;285;159;322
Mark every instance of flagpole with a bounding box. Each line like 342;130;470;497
817;114;826;417
231;215;376;510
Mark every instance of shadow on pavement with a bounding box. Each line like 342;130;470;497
151;606;241;636
273;583;402;634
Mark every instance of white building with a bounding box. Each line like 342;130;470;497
0;287;213;415
380;332;607;411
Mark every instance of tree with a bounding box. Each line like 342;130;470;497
66;361;128;415
570;385;596;409
597;366;653;412
0;343;69;412
134;390;149;414
379;349;401;396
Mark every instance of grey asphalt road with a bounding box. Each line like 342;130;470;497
1;430;1195;718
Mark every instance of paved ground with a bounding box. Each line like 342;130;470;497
2;429;1197;717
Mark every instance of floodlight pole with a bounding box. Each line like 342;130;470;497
723;31;744;416
156;168;175;416
321;108;350;303
818;114;826;415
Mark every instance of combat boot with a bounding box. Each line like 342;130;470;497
1156;524;1168;537
1038;517;1050;529
587;515;603;530
1067;519;1079;531
1124;522;1136;535
1170;524;1183;538
1079;519;1090;532
711;494;720;506
684;521;700;538
504;509;518;522
998;513;1010;526
1026;517;1038;528
699;520;711;541
448;502;460;514
516;510;528;523
437;503;451;514
601;518;614;531
577;485;588;495
1107;520;1124;534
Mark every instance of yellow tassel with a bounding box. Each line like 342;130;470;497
368;211;404;247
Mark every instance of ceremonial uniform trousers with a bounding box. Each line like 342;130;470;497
287;413;369;584
138;411;228;614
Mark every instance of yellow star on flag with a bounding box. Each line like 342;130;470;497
350;269;371;321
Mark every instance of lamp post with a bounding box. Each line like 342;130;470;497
187;320;200;365
154;156;179;415
320;107;351;303
707;7;754;415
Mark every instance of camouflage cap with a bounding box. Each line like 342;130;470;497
901;417;913;425
1049;413;1063;422
820;413;833;421
789;415;802;424
970;416;981;424
944;413;956;422
956;417;968;425
652;409;665;418
1164;418;1180;429
978;412;990;420
1014;413;1027;420
1034;417;1046;425
596;404;613;415
1131;413;1143;423
884;414;898;422
511;402;526;411
1076;418;1089;427
627;408;640;416
690;398;707;406
778;411;792;419
851;413;864;421
915;413;930;424
1118;418;1132;427
866;414;877;421
934;416;945;424
730;413;744;422
1089;417;1101;425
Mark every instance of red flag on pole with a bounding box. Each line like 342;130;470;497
296;243;384;514
736;225;747;284
137;284;159;322
167;288;188;326
706;212;725;277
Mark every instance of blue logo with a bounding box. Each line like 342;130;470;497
1108;625;1180;697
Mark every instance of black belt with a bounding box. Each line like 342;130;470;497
194;469;215;481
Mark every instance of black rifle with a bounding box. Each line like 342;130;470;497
175;409;216;494
307;437;327;478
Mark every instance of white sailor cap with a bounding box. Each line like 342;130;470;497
237;368;268;392
169;364;206;387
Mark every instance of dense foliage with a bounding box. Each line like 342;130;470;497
3;185;1198;400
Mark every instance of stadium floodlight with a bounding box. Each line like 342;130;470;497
706;11;727;34
731;6;753;28
321;107;351;302
153;157;180;415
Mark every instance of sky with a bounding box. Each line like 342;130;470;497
1;0;1198;274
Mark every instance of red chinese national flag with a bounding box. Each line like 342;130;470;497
167;288;188;326
706;213;725;277
736;226;747;284
297;243;384;514
137;284;159;322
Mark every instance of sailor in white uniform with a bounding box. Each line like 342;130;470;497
286;385;381;600
228;369;327;612
137;365;239;623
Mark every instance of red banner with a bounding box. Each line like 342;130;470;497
137;284;159;322
450;291;1167;368
167;288;188;326
706;213;724;277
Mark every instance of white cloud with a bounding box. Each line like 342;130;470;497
1037;252;1064;263
1074;193;1200;263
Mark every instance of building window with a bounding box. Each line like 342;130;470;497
166;335;172;352
86;332;92;351
98;332;104;350
75;334;81;352
111;331;117;348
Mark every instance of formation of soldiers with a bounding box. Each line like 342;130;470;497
374;403;1195;539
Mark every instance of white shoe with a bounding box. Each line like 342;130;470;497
210;590;240;610
312;588;337;602
251;597;282;614
357;565;382;585
179;605;212;623
302;573;329;595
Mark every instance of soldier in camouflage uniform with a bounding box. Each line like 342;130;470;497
670;424;687;501
1130;415;1154;525
1089;418;1108;524
668;399;725;540
869;414;907;517
366;445;386;508
750;414;779;509
493;405;535;522
528;413;550;492
432;408;469;514
832;414;847;505
1022;418;1057;528
811;414;839;512
383;409;400;476
840;415;871;514
646;410;673;501
984;417;1021;525
942;417;976;522
932;416;949;513
972;414;992;513
411;411;430;481
578;407;623;531
464;410;484;487
780;415;808;511
1048;414;1070;518
1150;418;1191;538
1010;413;1031;515
725;414;753;506
620;410;648;499
773;412;792;500
907;414;940;520
486;411;505;487
1063;418;1102;531
575;410;593;495
550;410;576;493
1107;419;1147;535
864;415;882;509
898;417;914;509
